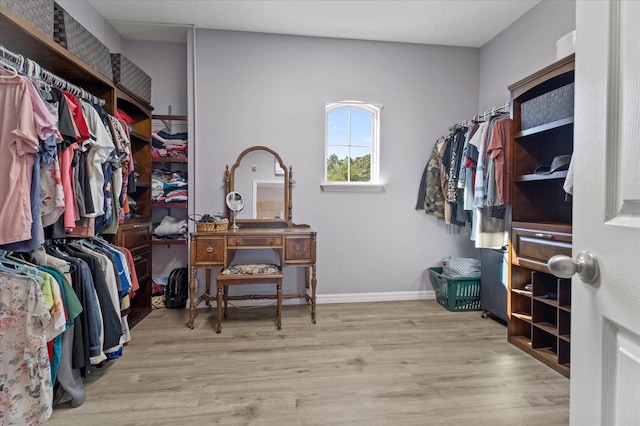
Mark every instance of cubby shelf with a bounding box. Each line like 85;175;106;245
151;114;189;284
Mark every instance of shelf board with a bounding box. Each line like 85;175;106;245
533;322;559;336
512;312;532;323
534;346;560;362
512;288;532;297
129;129;151;142
151;239;187;246
514;170;568;182
533;296;559;307
514;116;574;138
153;114;187;121
152;202;188;209
559;305;571;313
116;84;153;111
559;334;571;343
510;335;533;350
152;156;188;163
509;335;571;378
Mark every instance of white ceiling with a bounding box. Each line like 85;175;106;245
88;0;540;47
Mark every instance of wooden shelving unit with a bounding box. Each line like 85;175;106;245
112;87;154;327
1;4;154;328
507;54;575;379
151;115;189;276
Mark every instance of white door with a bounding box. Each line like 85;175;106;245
570;1;640;424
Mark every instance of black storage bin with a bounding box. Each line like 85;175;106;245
521;82;574;130
111;53;151;104
1;0;54;38
53;3;112;80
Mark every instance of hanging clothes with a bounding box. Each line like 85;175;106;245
0;270;53;425
0;72;133;248
416;136;446;218
0;49;141;420
0;72;41;246
416;106;511;245
486;115;511;206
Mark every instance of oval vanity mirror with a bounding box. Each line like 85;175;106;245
226;191;244;229
225;146;293;228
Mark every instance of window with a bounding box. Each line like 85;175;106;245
324;101;381;190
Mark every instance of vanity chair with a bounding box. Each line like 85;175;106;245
187;146;317;333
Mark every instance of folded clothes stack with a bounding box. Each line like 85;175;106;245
152;168;187;203
153;215;188;240
152;130;188;158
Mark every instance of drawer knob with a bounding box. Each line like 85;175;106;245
548;251;600;284
206;247;214;253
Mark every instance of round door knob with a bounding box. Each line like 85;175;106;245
548;251;599;284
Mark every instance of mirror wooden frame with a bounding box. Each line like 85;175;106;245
224;146;294;227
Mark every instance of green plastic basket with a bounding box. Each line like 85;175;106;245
428;267;481;312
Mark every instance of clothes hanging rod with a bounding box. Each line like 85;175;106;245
474;101;510;122
0;44;106;106
448;101;510;133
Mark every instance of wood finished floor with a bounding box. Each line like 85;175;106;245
46;301;569;426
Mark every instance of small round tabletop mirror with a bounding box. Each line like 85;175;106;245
226;191;244;229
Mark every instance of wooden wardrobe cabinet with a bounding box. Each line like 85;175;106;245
111;87;154;327
507;54;575;378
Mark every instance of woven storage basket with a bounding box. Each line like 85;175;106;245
1;0;54;38
521;82;574;130
111;53;151;103
196;221;215;232
215;221;229;232
53;4;112;79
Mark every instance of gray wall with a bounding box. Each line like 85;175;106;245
53;0;576;301
123;40;188;115
193;30;481;300
56;0;123;53
478;0;576;111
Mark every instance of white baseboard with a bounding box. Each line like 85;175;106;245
189;291;435;308
317;291;436;304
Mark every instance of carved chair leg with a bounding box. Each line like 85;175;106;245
187;266;197;329
276;279;282;330
216;284;222;334
205;269;212;308
223;285;229;318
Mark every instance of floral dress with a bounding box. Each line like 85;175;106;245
0;271;52;425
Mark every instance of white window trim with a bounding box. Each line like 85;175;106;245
323;101;382;191
320;182;385;192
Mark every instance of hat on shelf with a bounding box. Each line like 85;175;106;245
534;154;572;175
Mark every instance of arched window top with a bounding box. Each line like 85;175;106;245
324;101;381;188
325;101;381;115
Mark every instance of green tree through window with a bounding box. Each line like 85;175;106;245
325;102;380;183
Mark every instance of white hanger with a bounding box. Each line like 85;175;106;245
0;60;18;78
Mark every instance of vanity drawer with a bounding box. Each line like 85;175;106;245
227;236;283;247
285;236;312;262
194;237;224;263
512;223;572;272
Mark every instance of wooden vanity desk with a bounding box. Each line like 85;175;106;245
187;146;317;329
187;225;317;328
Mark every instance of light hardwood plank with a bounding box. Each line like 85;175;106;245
46;301;569;425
